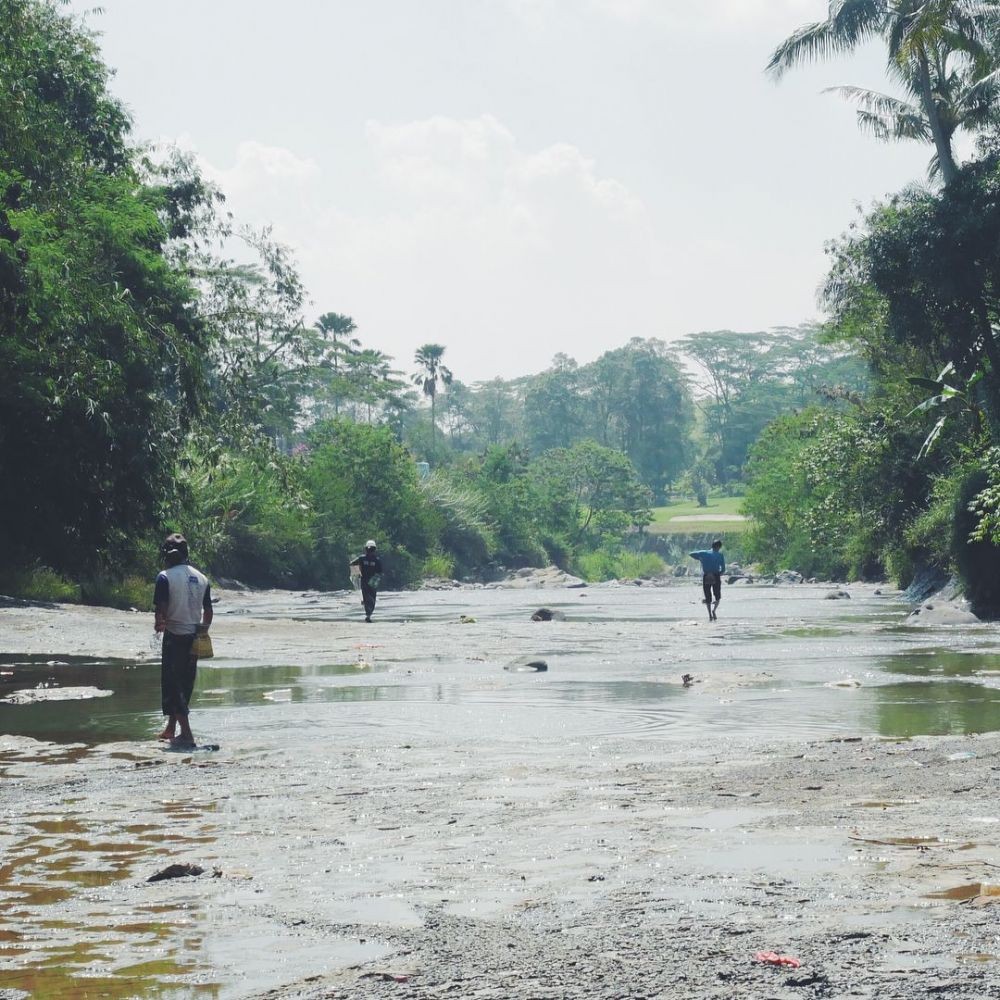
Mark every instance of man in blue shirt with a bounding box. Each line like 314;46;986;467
690;540;725;621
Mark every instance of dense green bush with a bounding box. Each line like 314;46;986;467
419;472;496;574
466;447;548;568
304;419;439;589
573;548;666;582
954;466;1000;617
0;565;80;603
176;444;314;587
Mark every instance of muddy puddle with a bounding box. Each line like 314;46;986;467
0;794;389;998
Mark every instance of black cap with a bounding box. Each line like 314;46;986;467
162;533;189;561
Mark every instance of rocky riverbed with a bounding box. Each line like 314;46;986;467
2;582;1000;998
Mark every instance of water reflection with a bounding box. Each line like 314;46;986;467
8;654;1000;745
878;648;1000;678
867;681;1000;738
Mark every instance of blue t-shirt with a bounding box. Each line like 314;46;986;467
690;550;725;574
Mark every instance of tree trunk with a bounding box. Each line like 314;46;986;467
916;53;958;185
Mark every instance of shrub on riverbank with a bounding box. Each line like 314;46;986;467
0;566;80;604
0;566;153;610
573;549;667;582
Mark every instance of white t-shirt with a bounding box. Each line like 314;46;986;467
155;564;210;636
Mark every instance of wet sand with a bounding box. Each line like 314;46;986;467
3;583;1000;998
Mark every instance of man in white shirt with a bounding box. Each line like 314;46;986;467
153;533;212;747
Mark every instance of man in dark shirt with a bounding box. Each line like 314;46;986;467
350;540;382;623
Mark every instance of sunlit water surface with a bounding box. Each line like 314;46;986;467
4;584;1000;747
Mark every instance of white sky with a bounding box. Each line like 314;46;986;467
69;0;933;381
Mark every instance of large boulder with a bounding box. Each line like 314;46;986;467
496;566;587;589
420;577;463;591
905;601;980;626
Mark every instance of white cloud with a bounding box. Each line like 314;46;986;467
199;140;320;196
186;116;669;379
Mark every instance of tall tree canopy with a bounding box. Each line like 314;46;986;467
0;1;208;573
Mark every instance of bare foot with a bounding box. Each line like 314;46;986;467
157;727;176;741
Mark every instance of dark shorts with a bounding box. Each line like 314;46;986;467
361;580;377;617
161;631;197;717
702;572;722;603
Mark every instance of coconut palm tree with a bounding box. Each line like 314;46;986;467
767;0;1000;184
412;343;453;448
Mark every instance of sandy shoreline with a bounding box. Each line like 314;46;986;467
2;584;1000;998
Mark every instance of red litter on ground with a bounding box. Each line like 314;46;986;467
754;951;801;968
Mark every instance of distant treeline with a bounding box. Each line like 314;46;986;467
0;1;880;603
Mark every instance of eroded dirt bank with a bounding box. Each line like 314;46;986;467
2;584;1000;999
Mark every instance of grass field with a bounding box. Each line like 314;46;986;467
649;495;748;535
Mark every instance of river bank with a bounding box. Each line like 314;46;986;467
2;582;1000;998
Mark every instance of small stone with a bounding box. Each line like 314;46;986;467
147;862;205;883
530;608;565;622
505;657;548;672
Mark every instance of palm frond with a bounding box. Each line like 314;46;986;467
926;149;944;181
827;85;931;139
766;21;843;77
831;0;886;43
966;63;1000;96
767;0;885;77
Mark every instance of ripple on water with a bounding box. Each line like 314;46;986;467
5;584;997;748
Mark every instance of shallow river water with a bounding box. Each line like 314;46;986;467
4;583;1000;747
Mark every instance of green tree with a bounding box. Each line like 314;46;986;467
177;439;314;587
586;338;694;497
0;0;214;577
344;347;407;424
469;378;521;447
304;419;439;588
744;399;942;581
472;445;547;566
195;226;315;440
679;326;867;483
523;355;588;453
0;0;130;191
313;312;360;417
530;440;653;550
824;157;1000;436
